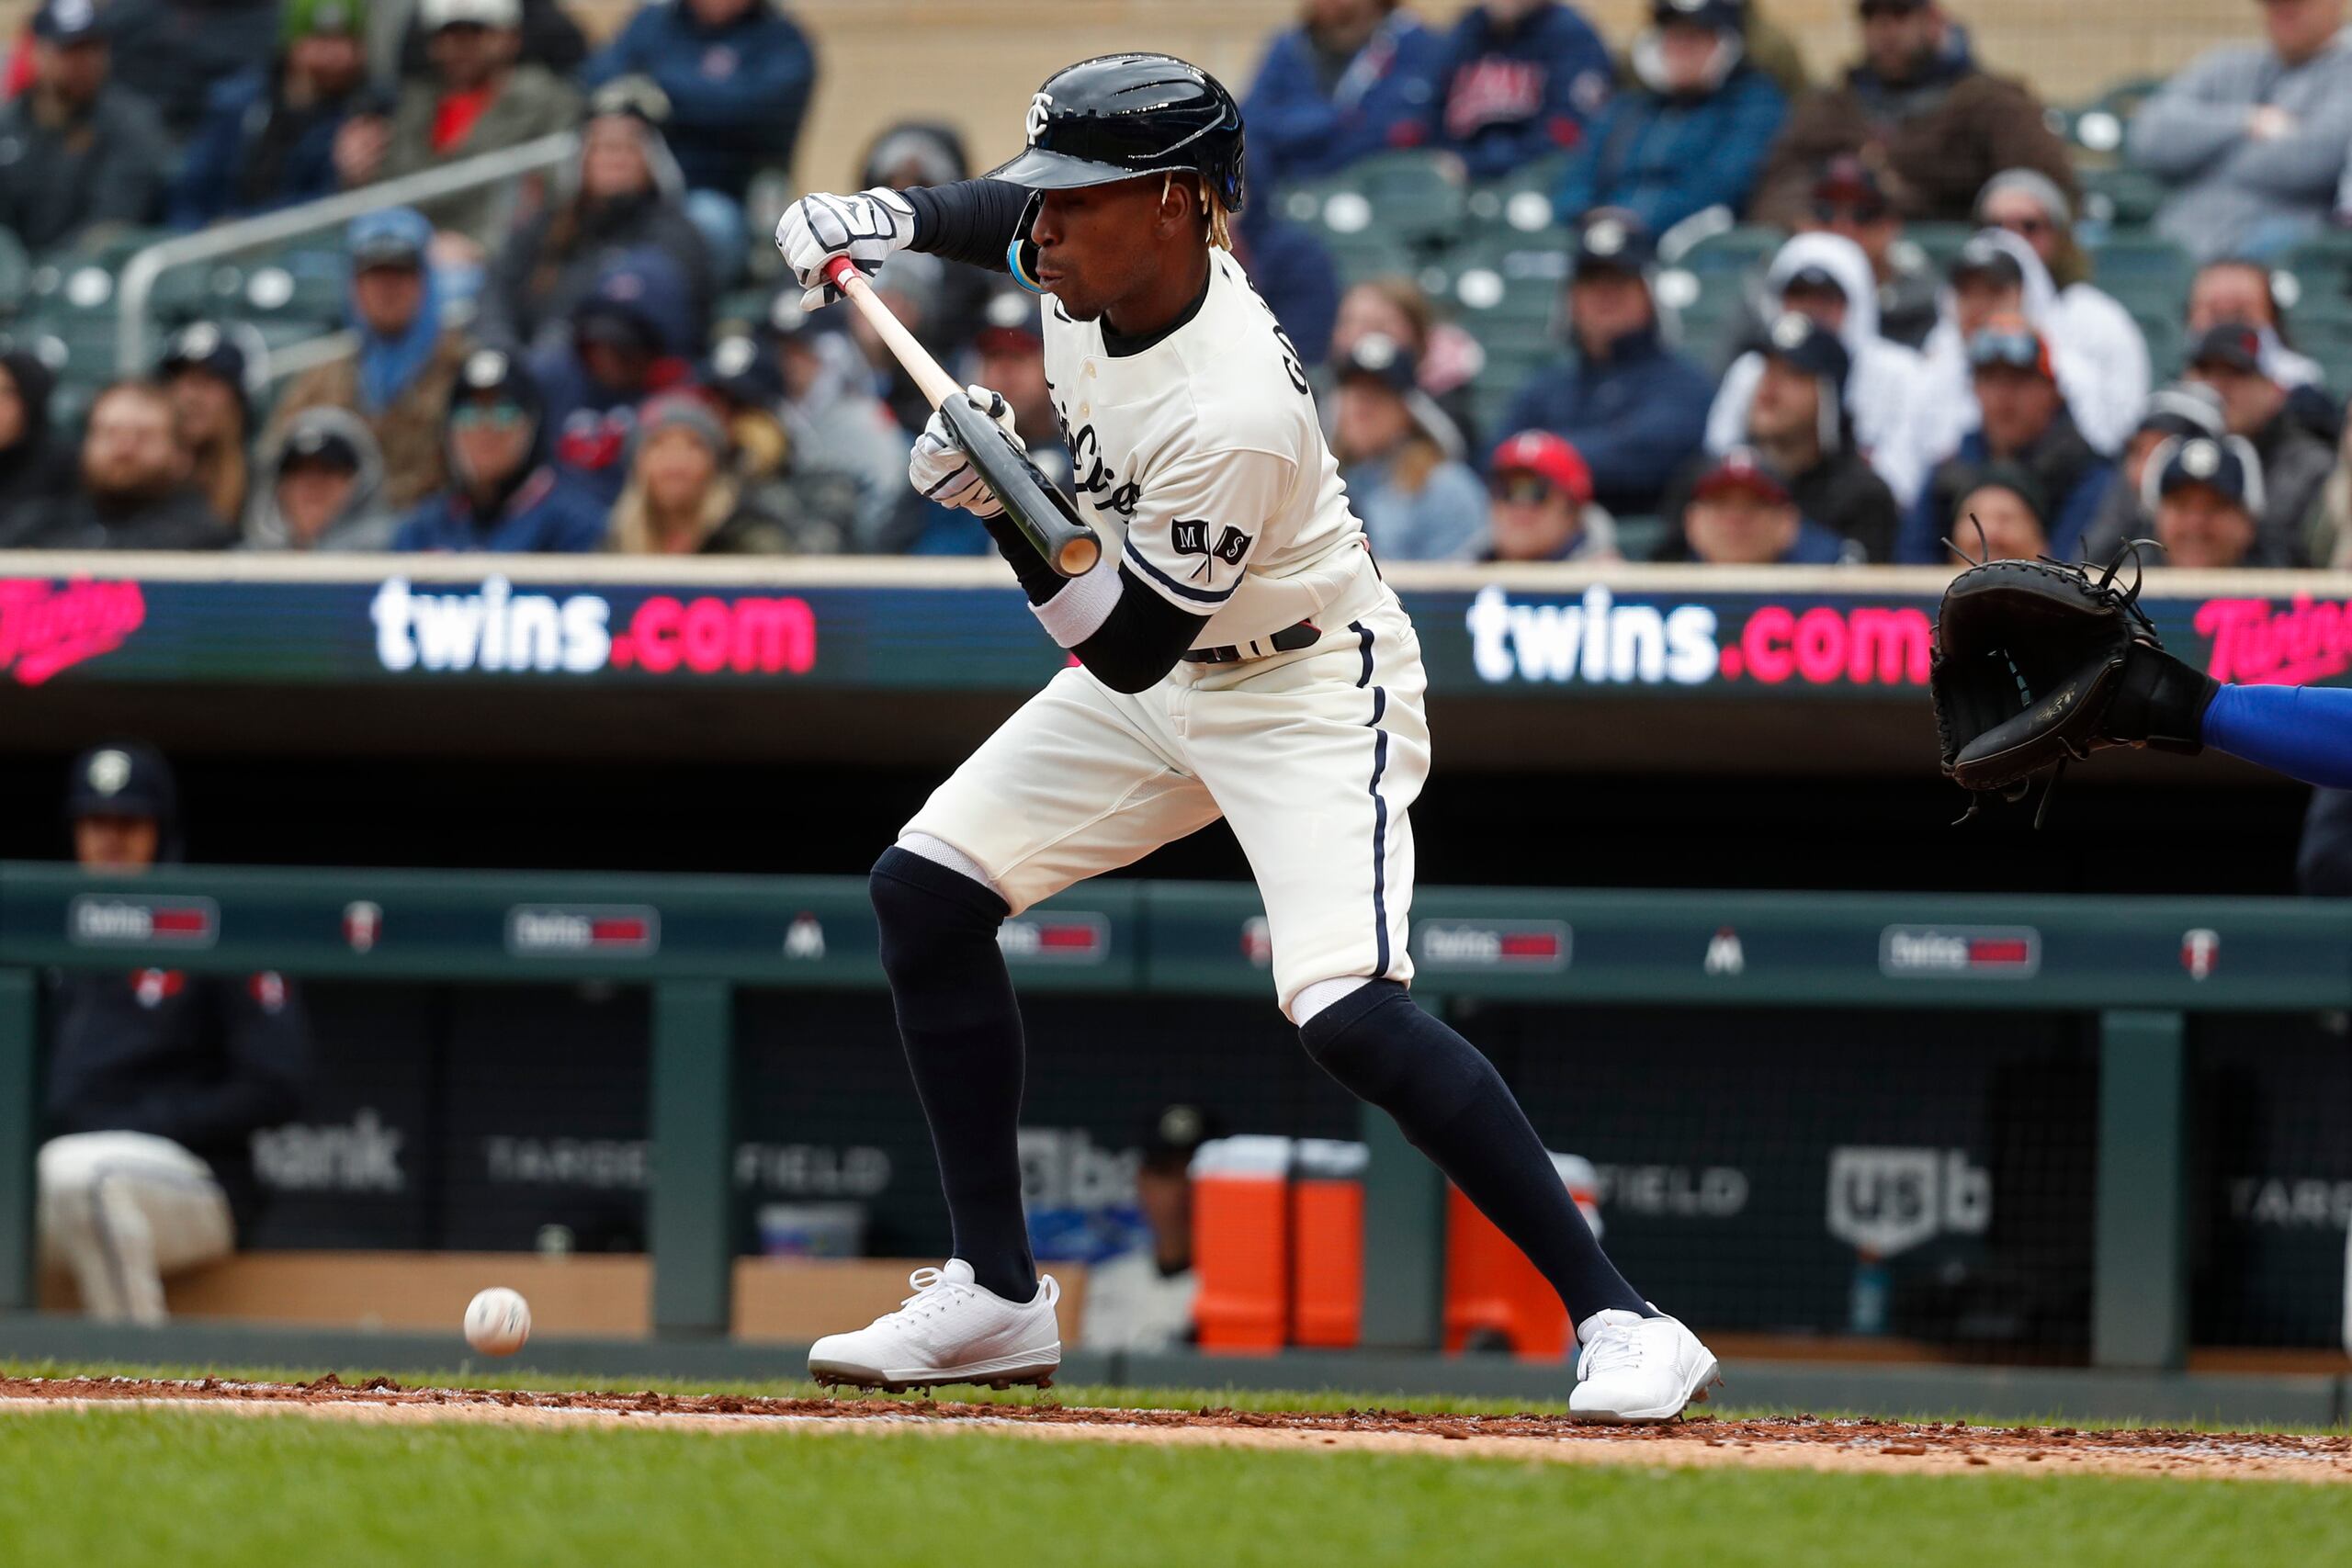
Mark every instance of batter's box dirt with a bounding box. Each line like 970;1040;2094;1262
3;1375;2346;1483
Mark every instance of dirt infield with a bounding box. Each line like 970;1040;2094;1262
3;1374;2347;1483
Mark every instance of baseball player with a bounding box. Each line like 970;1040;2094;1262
778;54;1717;1421
40;744;310;1324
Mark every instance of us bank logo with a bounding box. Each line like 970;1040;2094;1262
1826;1147;1992;1258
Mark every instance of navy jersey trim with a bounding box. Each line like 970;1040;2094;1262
1124;536;1237;605
1352;620;1393;979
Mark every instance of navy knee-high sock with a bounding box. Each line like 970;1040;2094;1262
869;847;1036;1302
1300;980;1648;1325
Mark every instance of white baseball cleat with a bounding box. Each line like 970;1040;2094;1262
808;1259;1062;1393
1568;1307;1721;1423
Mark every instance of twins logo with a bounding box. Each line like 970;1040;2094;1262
1026;92;1054;145
1170;520;1251;580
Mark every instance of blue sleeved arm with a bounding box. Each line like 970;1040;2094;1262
2201;682;2352;787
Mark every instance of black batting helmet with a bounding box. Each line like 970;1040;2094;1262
988;54;1247;216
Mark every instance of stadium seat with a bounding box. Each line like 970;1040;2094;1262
2078;165;2165;231
2285;231;2352;306
2088;234;2192;309
1278;150;1467;256
2287;299;2352;396
1463;152;1574;239
1612;514;1668;562
2059;75;2166;164
2131;309;2183;382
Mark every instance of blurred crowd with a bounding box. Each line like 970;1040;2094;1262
0;0;2347;570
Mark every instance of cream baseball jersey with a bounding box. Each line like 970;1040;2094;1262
1038;250;1373;647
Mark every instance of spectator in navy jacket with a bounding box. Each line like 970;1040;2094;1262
579;0;816;272
528;247;696;502
1431;0;1612;180
1901;316;2114;562
1554;0;1785;234
170;0;372;229
391;348;605;551
1243;0;1447;189
1489;211;1713;518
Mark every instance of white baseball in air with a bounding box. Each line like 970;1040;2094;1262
464;1287;532;1357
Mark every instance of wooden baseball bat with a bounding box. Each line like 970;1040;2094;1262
822;256;1102;577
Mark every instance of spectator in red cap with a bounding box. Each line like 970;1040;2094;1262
1792;155;1937;348
970;285;1064;492
1474;429;1618;560
1901;314;2113;562
899;282;1071;556
1681;446;1853;564
1333;333;1487;560
2183;321;2334;565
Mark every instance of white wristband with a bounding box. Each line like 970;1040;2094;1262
1029;551;1124;649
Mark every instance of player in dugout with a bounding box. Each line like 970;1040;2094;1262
776;53;1720;1421
38;743;311;1325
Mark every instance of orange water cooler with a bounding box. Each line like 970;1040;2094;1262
1288;1139;1367;1348
1188;1135;1295;1351
1442;1152;1603;1359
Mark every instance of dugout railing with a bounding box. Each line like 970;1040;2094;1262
4;863;2346;1371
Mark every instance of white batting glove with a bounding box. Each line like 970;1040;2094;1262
910;385;1019;517
775;186;918;310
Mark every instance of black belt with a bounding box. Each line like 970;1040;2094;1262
1181;620;1321;665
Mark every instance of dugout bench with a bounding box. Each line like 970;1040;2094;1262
2;863;2348;1371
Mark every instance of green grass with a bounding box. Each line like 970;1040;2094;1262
0;1407;2346;1568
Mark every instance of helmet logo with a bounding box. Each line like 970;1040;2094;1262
87;750;130;796
1026;92;1054;146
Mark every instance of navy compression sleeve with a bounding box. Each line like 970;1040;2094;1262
983;508;1205;692
2200;683;2352;787
902;178;1031;273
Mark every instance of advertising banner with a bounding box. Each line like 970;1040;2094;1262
10;569;2349;700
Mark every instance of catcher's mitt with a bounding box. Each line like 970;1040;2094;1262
1930;544;2218;824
